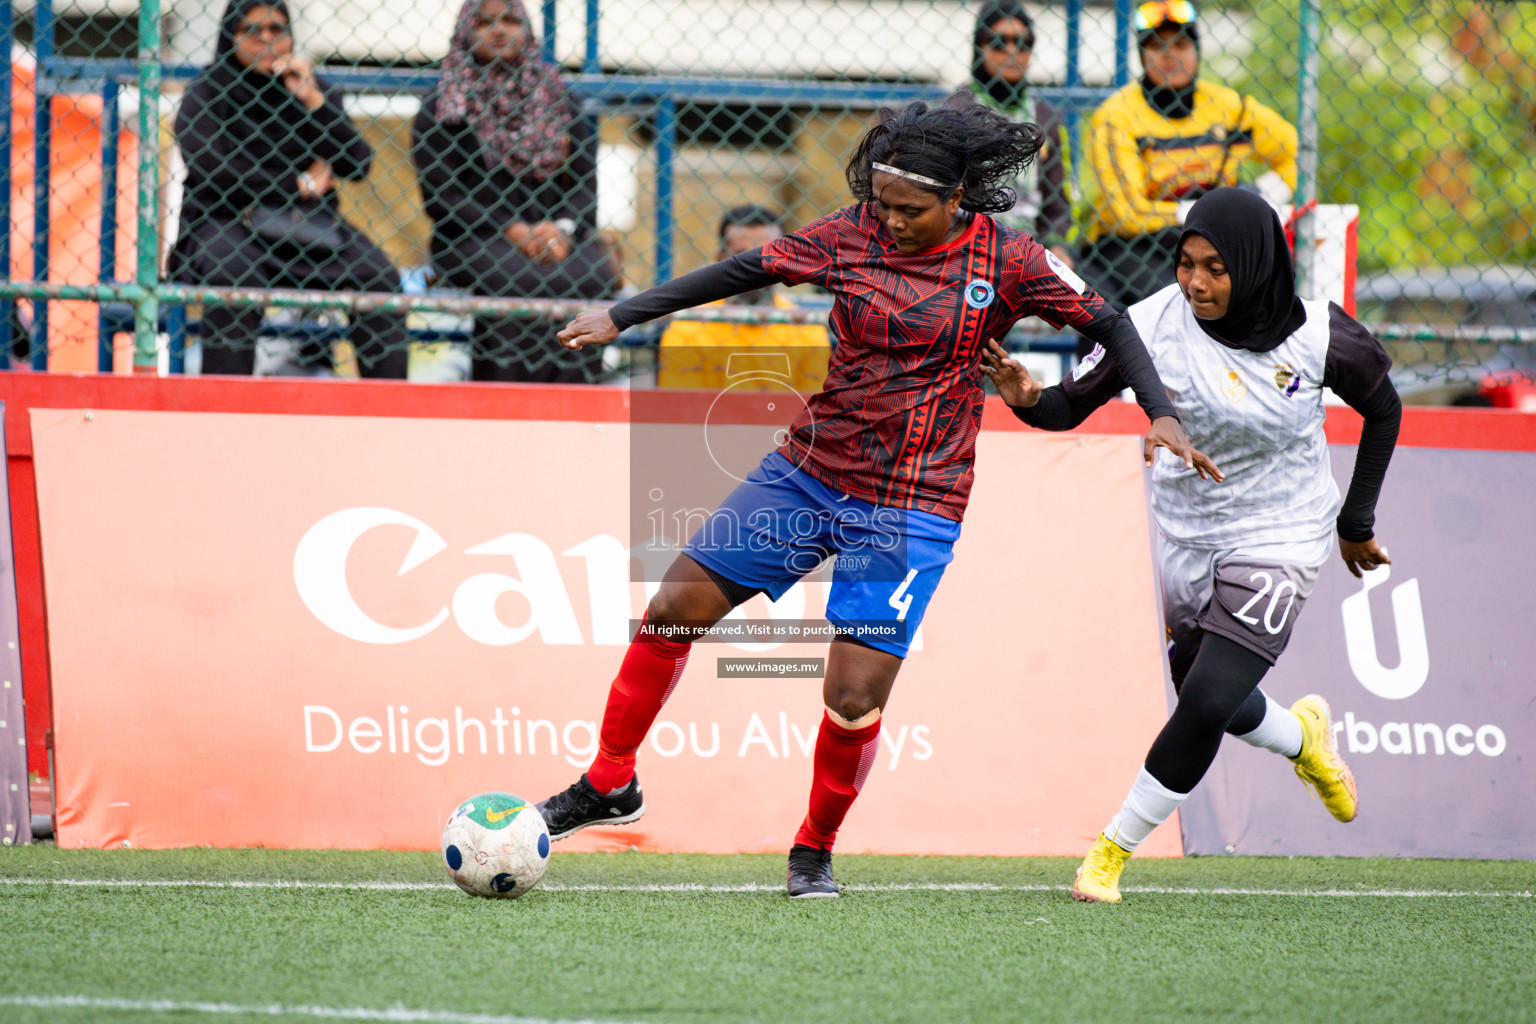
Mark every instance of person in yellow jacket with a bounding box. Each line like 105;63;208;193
1080;0;1297;316
658;206;831;392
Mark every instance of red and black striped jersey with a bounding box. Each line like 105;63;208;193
761;202;1113;521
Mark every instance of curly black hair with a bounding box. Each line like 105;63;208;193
845;101;1044;214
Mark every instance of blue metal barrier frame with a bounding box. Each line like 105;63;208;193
31;0;54;369
96;79;119;372
21;0;1139;373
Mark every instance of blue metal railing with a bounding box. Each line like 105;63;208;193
1115;0;1134;88
31;0;54;369
11;0;1138;372
540;0;558;64
96;79;119;373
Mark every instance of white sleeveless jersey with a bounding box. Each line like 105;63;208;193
1125;285;1340;549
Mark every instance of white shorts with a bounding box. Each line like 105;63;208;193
1159;533;1333;667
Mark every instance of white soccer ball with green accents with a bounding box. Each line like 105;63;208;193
441;791;551;899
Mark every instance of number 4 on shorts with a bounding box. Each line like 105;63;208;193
888;568;919;622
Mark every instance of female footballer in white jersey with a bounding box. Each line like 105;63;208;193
983;186;1401;903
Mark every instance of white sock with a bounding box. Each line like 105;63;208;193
1102;767;1188;852
1234;692;1304;759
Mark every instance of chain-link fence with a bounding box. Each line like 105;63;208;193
1;0;1533;398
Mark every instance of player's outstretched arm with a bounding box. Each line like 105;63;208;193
557;309;620;350
994;339;1124;432
557;249;780;351
1081;313;1222;480
1326;306;1402;575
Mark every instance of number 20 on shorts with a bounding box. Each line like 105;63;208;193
1232;570;1298;635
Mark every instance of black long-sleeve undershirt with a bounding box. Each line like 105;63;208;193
1010;381;1103;431
607;250;774;331
1012;368;1402;541
1075;313;1179;423
1336;376;1400;542
609;248;1178;424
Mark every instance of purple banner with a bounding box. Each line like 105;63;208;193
0;403;30;845
1179;445;1536;859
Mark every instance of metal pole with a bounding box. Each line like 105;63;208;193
31;0;53;369
97;80;120;372
135;0;162;368
1294;0;1321;300
167;301;185;373
1115;0;1133;87
0;0;13;367
540;0;557;64
653;98;675;286
1064;0;1083;214
1065;0;1081;90
583;0;599;76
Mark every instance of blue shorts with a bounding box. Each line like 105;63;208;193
683;452;960;658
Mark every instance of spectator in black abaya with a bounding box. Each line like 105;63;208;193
412;0;619;383
170;0;408;378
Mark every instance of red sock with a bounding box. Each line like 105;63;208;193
794;710;882;850
584;620;690;794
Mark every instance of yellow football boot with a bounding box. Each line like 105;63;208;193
1289;694;1359;822
1071;832;1133;903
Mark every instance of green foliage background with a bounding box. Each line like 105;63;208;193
1210;0;1536;273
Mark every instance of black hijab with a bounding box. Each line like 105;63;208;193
205;0;302;110
970;0;1035;111
198;0;329;158
180;0;347;214
1177;187;1307;353
213;0;290;60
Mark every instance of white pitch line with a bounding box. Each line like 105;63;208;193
1123;885;1534;898
0;878;1530;898
0;994;647;1024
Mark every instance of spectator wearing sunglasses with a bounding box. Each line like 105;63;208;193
946;1;1073;268
1079;0;1296;334
171;0;408;377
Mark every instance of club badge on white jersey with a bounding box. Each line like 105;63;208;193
1126;284;1341;550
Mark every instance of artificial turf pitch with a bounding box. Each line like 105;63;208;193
2;846;1533;1024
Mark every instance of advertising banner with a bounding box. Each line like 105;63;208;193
32;408;1177;856
1179;445;1536;859
0;403;30;846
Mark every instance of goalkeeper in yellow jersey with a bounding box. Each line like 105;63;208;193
1079;1;1297;320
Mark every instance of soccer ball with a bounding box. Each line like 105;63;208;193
440;791;551;899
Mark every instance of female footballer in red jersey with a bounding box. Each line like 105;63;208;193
538;101;1219;896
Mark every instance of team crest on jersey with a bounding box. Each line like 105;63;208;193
964;279;995;309
1222;368;1248;401
1273;364;1302;397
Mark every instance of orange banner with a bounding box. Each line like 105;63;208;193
32;407;1177;856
